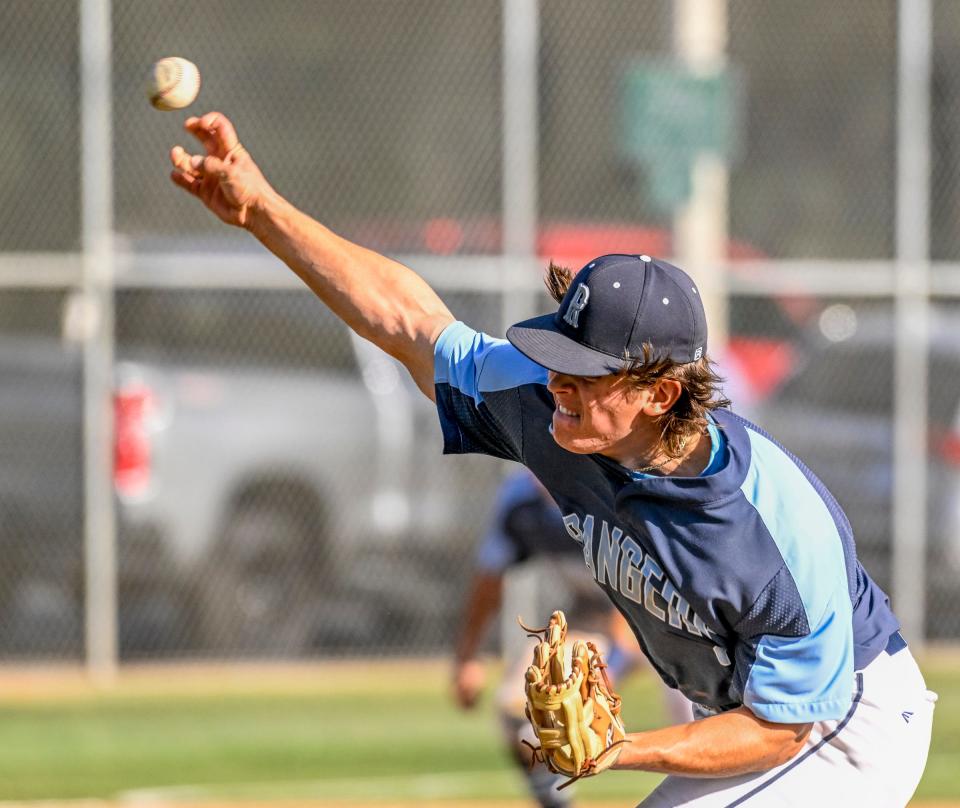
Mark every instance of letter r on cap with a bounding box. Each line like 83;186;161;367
563;283;590;328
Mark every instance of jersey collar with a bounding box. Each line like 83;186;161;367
589;409;751;507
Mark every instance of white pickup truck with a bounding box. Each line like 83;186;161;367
0;288;492;658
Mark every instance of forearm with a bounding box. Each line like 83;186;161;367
248;190;455;394
612;707;810;778
454;573;503;662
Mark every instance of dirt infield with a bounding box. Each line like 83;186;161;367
110;803;960;808
159;803;629;808
3;801;953;808
1;648;958;699
0;659;458;701
169;802;960;808
142;803;625;808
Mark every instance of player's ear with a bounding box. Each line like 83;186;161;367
641;378;683;416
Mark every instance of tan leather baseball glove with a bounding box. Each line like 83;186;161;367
520;610;628;788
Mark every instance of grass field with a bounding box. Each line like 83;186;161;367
0;653;956;806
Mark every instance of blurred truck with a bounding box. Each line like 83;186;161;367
0;335;85;656
0;287;488;659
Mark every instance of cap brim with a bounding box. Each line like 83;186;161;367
506;314;626;376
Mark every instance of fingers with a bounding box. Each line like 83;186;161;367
170;168;200;195
169;145;198;192
170;145;193;172
170;145;228;179
453;660;486;709
184;111;240;157
184;118;218;157
201;155;229;176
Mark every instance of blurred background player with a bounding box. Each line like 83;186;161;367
452;468;691;808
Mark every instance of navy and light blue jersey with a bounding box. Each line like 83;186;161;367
434;321;900;724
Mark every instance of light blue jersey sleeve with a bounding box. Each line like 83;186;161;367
433;321;548;460
735;429;856;723
434;321;547;404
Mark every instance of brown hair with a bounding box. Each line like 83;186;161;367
544;261;731;458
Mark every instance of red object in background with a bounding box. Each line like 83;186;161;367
931;427;960;467
538;222;672;264
537;221;767;265
114;382;153;498
348;216;769;263
726;338;797;400
423;218;465;254
342;216;807;403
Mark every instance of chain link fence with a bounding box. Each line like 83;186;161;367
1;0;958;662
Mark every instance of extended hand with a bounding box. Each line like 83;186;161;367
169;111;274;229
452;659;486;709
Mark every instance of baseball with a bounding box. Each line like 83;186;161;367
147;57;201;111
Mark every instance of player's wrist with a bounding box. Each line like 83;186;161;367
245;186;290;238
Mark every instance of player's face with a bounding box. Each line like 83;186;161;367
546;371;661;465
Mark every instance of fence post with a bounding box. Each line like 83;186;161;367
500;0;541;332
672;0;730;354
500;0;541;662
80;0;118;683
893;0;932;646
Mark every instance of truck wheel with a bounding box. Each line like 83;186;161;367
196;502;322;655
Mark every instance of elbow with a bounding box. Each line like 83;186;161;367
389;314;455;402
384;312;454;364
770;734;808;768
725;707;812;774
757;721;813;772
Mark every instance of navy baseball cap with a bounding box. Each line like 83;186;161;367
506;254;708;376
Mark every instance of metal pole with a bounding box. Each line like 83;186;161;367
501;0;540;333
500;0;540;662
893;0;932;646
80;0;118;683
672;0;729;354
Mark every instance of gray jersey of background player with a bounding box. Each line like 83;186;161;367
452;468;615;678
453;468;615;808
168;111;937;807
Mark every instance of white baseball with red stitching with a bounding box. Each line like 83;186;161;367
148;57;201;111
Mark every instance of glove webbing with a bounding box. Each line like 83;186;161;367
519;617;629;789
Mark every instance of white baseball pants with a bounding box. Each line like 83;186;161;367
637;643;936;808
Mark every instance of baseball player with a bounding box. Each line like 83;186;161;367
169;112;936;806
453;468;692;808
